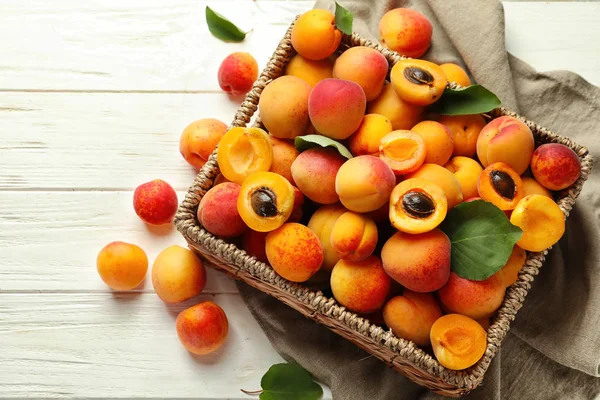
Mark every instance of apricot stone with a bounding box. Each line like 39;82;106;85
266;223;324;282
330;256;392;314
383;291;443;346
439;114;486;158
333;46;389;101
379;8;432;58
330;211;378;262
444;156;484;200
430;314;487;370
152;245;206;304
309;78;367;140
97;241;148;291
438;272;505;320
291;10;342;61
477;116;535;175
407;163;463;208
510;194;565;252
285;54;334;87
269;136;299;184
179;118;228;169
259;76;312;139
335;155;396;213
367;82;424;130
530;143;582;191
307;204;347;271
381;229;451;293
217;52;258;96
133;179;178;226
412;120;454;166
439;63;471;87
198;182;248;238
291;147;346;204
176;302;228;355
348;114;393;157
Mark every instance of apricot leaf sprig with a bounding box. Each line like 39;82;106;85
206;6;248;42
295;134;353;159
440;200;522;280
241;363;323;400
432;84;502;116
334;2;354;35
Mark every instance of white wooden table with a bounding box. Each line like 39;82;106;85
1;1;599;398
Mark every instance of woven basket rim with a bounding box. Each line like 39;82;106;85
175;18;594;397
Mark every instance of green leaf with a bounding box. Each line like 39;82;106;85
259;363;323;400
440;200;522;280
294;134;353;159
334;2;353;35
433;84;501;116
205;6;247;42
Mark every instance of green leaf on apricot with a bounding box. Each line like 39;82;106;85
295;134;353;159
241;363;323;400
205;6;247;42
334;2;354;35
433;84;501;116
440;200;522;281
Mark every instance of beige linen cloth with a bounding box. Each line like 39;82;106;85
237;1;600;398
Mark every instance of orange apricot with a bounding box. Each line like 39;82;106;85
444;156;484;200
285;54;334;87
379;130;426;175
217;52;258;96
438;272;505;320
497;245;526;287
269;136;299;184
430;314;487;370
407;163;463;208
307;204;347;271
133;179;178;226
521;176;553;199
383;291;443;346
97;241;148;291
378;8;432;58
216;127;273;185
389;178;447;234
198;182;247;238
411;120;454;166
367;82;424;130
330;211;378;262
291;10;342;61
477;162;524;210
332;46;389;101
439;114;486;158
510;195;566;252
176;302;228;355
348;114;393;157
291;147;346;204
390;59;447;106
179;119;228;169
152;245;206;304
439;63;471;87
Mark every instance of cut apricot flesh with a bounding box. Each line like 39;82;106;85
217;127;273;184
430;314;487;370
379;130;426;175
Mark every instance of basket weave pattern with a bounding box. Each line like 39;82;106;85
175;21;594;397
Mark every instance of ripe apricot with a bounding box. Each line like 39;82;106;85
438;272;505;320
216;127;273;185
335;155;396;213
198;182;247;238
332;46;389;101
285;54;334;87
439;63;471;87
367;82;424;130
309;78;367;140
477;162;524;210
289;186;305;223
133;179;178;226
439;114;486;158
389;178;447;234
430;314;487;370
176;302;228;355
510;195;565;252
179;119;227;169
530;143;582;191
444;156;484;200
217;52;258;96
477;116;535;175
497;245;526;287
521;176;553;199
97;241;148;290
291;147;345;204
383;291;443;346
266;223;324;282
381;229;451;292
307;204;346;271
411;121;454;166
242;230;269;263
379;130;426;175
407;163;463;208
378;8;432;58
390;59;447;106
330;212;378;262
348;114;393;157
330;256;392;314
237;171;295;232
291;10;342;61
259;76;312;139
269;136;299;184
152;245;206;304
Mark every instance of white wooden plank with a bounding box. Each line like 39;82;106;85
0;191;239;292
0;292;313;399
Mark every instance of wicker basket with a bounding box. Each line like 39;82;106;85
175;19;594;397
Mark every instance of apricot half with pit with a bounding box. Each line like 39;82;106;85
477;162;524;210
390;59;447;106
217;127;273;185
389;178;447;234
238;171;295;232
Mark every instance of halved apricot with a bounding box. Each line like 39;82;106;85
510;195;565;252
389;178;448;234
237;171;295;232
390;59;447;106
430;314;487;370
477;162;524;210
217;127;273;184
379;130;426;175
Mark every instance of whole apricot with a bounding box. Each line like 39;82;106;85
309;78;367;140
497;245;526;287
217;52;258;96
407;163;463;208
330;211;378;262
510;194;566;252
530;143;582;191
521;176;553;199
367;82;424;130
291;147;346;204
430;314;487;370
179;119;228;169
381;229;451;293
390;59;447;106
438;272;505;320
330;256;392;314
133;179;178;226
285;54;334;87
97;241;148;290
348;114;393;157
439;63;471;87
242;230;269;263
333;46;389;101
383;291;443;346
412;121;454;166
216;127;273;184
198;182;247;238
259;76;312;139
291;10;342;61
176;302;228;355
152;245;207;304
289;186;305;223
379;8;432;58
444;156;484;200
439;114;486;158
307;203;347;271
269;136;299;184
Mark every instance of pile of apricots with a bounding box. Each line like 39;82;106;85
178;7;583;371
